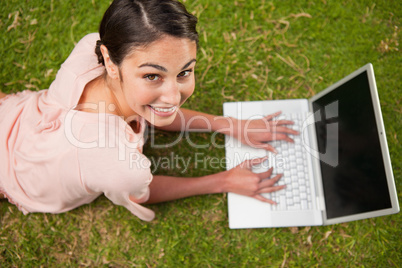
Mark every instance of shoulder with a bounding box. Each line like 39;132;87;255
61;33;101;73
72;33;100;54
47;33;104;108
78;33;100;45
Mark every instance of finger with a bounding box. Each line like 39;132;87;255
253;194;278;205
263;133;295;143
239;156;268;169
250;128;298;142
259;174;283;188
257;184;286;194
250;140;283;153
255;143;278;154
271;120;295;126
263;111;282;121
256;167;274;180
271;134;295;143
270;125;299;135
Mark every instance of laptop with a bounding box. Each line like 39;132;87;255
223;63;399;228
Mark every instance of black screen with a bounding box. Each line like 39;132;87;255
312;71;392;219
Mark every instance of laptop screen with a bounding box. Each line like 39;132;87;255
312;71;392;220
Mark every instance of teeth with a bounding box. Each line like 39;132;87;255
152;106;176;113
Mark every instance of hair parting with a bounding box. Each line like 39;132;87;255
95;0;199;66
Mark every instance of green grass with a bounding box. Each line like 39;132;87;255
1;0;401;266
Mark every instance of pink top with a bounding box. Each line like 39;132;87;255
0;33;155;221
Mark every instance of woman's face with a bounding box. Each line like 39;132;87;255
117;35;197;127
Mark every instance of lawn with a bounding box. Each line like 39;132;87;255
1;0;401;267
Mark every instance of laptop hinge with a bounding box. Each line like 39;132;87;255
316;196;325;211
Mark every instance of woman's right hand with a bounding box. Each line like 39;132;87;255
222;157;286;204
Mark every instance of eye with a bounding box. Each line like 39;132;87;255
144;74;160;81
178;70;192;78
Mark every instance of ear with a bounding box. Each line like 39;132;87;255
100;45;120;80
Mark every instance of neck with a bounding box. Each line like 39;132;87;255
104;79;124;117
102;74;137;120
78;74;136;120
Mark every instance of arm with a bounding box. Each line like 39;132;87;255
155;108;225;132
157;108;299;153
142;157;285;205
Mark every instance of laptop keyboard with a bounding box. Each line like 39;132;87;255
261;113;313;211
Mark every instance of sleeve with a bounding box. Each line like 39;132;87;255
47;33;105;109
78;144;155;221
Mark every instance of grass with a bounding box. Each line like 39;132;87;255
1;0;401;267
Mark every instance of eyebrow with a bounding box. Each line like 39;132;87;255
139;59;196;72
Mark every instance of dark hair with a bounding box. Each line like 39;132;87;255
95;0;198;66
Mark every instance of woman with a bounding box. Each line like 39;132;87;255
0;0;297;221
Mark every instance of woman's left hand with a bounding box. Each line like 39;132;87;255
222;157;285;204
230;111;299;153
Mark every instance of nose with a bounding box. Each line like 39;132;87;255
159;80;181;105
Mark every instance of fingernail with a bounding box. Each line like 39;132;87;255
267;146;277;154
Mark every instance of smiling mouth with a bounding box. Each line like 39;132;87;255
151;106;176;112
148;105;177;116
